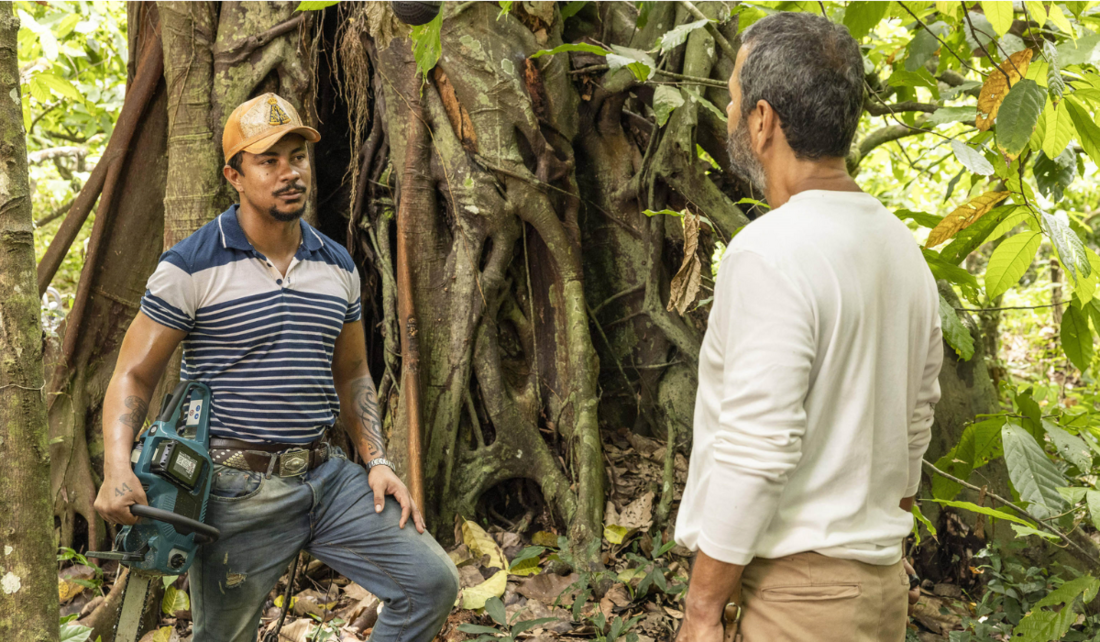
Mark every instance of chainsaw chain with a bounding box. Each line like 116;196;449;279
112;569;160;642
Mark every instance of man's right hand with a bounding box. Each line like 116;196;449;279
94;466;148;526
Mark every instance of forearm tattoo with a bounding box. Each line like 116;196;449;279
351;377;386;459
119;396;148;431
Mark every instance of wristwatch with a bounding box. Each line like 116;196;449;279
367;457;395;472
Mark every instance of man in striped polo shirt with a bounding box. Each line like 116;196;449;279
94;93;459;641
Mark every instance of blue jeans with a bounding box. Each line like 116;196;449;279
188;448;459;642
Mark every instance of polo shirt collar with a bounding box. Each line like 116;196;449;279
217;204;324;255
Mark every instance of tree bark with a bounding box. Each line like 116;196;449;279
0;6;60;641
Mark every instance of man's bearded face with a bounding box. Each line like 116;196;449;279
726;110;767;194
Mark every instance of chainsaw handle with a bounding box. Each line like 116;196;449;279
130;504;220;545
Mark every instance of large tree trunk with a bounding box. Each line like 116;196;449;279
0;6;59;641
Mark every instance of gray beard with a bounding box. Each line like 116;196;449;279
726;118;767;195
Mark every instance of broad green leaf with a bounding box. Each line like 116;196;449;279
980;1;1014;36
976;49;1033;130
913;502;937;541
1010;523;1060;540
1060;305;1094;372
530;42;610;58
985;231;1041;299
1036;575;1100;608
995;79;1046;157
926;191;1007;247
1088;491;1100;530
410;10;443;78
27;76;50;103
1034;148;1076;202
1046;2;1075;38
1014;607;1078;642
457;624;504;635
906;24;946;72
1065;98;1100;164
295;0;340;10
940;205;1020;265
653;85;684;127
928;106;976;126
607;46;654;82
683;86;727;122
1042;98;1076;158
658;18;710;53
58;622;93;642
1056;32;1100;66
1045;421;1092;471
931;499;1033;527
950;140;994;176
986;206;1031;244
843;1;891;40
1042;210;1089;284
1057;486;1088;503
560;1;587;20
161;584;190;616
938;294;975;360
922;247;980;299
484;595;506;626
34;73;83;101
1024;0;1047;27
1002;422;1068;520
896;209;943;228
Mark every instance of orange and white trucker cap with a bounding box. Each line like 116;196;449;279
222;92;321;162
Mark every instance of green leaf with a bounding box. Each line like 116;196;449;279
161;584;190;616
484;596;507;627
510;618;559;636
928;106;977;127
559;1;587;20
940;205;1020;264
606;46;654;82
1088;490;1100;530
938;294;975;360
1002;422;1068;520
1045;421;1092;472
657;18;710;53
1039;97;1076;159
1035;575;1100;608
457;624;504;635
984;231;1041;299
1060;305;1093;372
1058;486;1088;503
295;0;340;10
1010;523;1060;540
922;247;980;300
980;1;1014;36
1014;607;1078;642
530;42;610;59
931;499;1033;527
895;209;943;228
995;79;1045;156
653;85;684;127
59;622;93;642
1043;210;1089;284
410;10;443;78
683;86;727;122
950;140;994;175
913;502;938;540
906;24;946;72
1034;148;1077;201
843;1;891;40
985;206;1031;245
27;76;50;103
508;546;545;570
1056;32;1100;66
1065;98;1100;164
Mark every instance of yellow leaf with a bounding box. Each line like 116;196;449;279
508;556;541;577
461;518;506;570
531;531;559;548
976;49;1033;131
617;567;645;583
603;524;633;545
925;192;1010;248
1024;0;1047;27
980;1;1014;36
273;594;297;609
461;570;508;610
58;579;84;604
936;1;958;19
1047;3;1075;39
152;626;174;642
161;585;190;616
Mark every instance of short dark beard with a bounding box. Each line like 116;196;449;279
268;203;305;223
726;117;767;194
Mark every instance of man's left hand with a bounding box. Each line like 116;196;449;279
368;465;425;533
675;613;725;642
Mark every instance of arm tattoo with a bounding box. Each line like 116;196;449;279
351;377;386;459
119;396;148;431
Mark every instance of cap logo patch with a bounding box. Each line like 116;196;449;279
267;96;291;126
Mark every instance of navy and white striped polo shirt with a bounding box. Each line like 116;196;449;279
140;205;361;444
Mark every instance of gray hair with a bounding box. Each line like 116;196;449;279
739;12;865;160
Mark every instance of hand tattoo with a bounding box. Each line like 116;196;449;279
119;396;148;431
114;483;133;497
351;377;386;459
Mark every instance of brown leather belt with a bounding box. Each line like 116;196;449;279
209;436;330;477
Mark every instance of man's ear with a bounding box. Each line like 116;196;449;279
223;165;243;193
750;99;777;156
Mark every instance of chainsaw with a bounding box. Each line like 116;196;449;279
88;380;220;642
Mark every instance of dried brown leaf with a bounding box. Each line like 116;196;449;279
976;49;1033;131
667;211;702;315
924;191;1009;247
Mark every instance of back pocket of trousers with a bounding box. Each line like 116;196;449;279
759;584;861;602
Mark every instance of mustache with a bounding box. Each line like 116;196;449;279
273;183;307;197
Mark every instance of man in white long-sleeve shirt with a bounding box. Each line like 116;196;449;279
674;13;943;642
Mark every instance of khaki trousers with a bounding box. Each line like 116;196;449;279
736;552;908;642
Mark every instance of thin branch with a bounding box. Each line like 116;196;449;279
34;198;74;228
569;64;728;88
678;0;738;64
955;303;1057;312
864;100;940;116
901;2;986;77
961;2;1019;84
27;146;87;165
923;459;1100;569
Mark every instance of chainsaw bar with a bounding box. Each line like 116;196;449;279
114;569;157;642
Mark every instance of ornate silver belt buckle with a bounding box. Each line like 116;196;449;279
279;448;310;477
